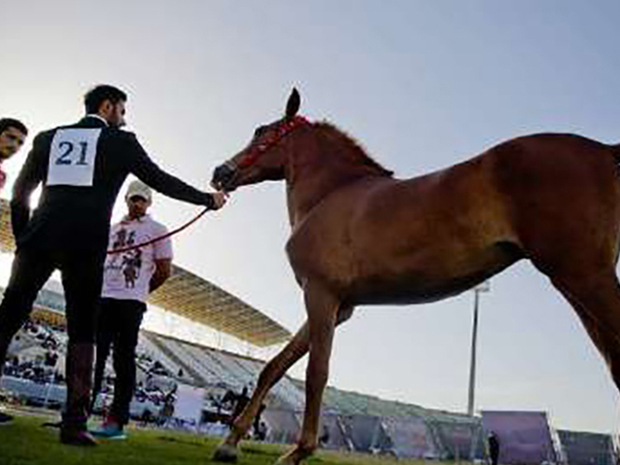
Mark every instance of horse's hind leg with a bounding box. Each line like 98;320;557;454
213;322;311;462
549;269;620;393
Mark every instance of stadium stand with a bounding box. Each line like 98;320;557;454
339;414;393;454
429;416;486;461
136;332;190;381
558;430;617;465
381;415;441;459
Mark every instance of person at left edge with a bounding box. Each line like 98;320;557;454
0;117;28;425
0;84;227;445
0;118;28;191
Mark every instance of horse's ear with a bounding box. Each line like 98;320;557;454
285;88;301;119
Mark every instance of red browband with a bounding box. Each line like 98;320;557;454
238;115;310;168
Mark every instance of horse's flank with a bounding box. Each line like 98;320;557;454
285;130;620;306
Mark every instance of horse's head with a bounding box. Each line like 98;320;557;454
211;88;309;192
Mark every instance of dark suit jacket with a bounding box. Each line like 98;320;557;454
11;116;214;250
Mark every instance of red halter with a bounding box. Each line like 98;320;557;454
238;115;310;168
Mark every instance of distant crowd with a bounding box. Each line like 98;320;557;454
2;319;64;385
1;318;269;440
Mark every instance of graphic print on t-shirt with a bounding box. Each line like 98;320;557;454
107;228;143;289
47;128;101;186
102;217;172;303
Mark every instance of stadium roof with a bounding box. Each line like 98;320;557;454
0;198;291;347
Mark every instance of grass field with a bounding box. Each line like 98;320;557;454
0;412;451;465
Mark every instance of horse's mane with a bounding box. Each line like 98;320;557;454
314;121;394;177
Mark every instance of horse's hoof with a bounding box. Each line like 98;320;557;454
212;443;239;463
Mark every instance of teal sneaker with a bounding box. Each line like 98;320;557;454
91;420;127;440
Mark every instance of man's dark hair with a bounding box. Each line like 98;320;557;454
84;84;127;114
0;118;28;136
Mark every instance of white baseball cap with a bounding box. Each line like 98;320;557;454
125;180;152;205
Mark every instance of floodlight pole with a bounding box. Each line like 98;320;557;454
467;281;490;417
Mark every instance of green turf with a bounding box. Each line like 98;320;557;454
0;414;458;465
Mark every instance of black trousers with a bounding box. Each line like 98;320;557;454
92;297;145;426
0;246;106;369
0;246;106;426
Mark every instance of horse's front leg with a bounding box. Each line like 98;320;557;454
213;322;311;462
275;283;339;465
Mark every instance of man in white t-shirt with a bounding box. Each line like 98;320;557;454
91;180;173;439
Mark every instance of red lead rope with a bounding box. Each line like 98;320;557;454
106;206;210;254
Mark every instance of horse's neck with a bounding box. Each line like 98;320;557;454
284;136;373;227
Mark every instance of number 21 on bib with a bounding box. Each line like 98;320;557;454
47;128;102;186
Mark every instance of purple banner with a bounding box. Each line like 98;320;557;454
481;411;558;465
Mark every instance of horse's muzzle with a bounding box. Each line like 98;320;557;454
211;163;237;192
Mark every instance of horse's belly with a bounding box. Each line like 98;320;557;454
345;243;519;306
351;274;489;305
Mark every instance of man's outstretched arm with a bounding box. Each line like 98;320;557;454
126;133;226;210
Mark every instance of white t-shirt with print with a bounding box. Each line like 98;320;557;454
101;215;173;303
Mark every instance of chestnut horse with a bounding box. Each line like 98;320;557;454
211;89;620;464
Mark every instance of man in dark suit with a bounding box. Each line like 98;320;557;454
0;84;227;445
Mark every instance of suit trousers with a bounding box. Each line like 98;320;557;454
0;246;106;427
0;246;106;369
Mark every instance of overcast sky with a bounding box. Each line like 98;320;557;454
1;1;619;433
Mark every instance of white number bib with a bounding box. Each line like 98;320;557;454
47;128;101;186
